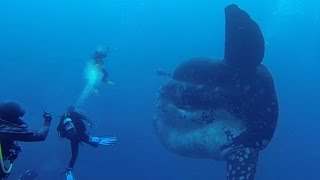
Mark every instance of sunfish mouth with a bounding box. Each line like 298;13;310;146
154;80;246;160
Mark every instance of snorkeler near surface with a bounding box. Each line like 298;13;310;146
76;47;115;107
57;106;117;180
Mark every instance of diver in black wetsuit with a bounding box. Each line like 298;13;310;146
0;102;52;179
57;106;97;171
57;105;117;177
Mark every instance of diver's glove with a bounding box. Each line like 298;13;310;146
42;111;52;123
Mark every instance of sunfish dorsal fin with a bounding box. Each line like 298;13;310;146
224;4;265;68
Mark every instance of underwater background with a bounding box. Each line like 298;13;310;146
0;0;319;179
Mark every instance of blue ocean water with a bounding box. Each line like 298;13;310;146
0;0;319;179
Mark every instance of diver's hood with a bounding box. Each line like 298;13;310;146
0;102;29;135
0;102;25;124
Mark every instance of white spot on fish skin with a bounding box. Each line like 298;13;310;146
196;85;204;89
237;167;240;170
244;85;251;91
241;171;246;174
239;157;244;162
259;88;265;94
246;173;251;179
262;139;269;146
244;154;248;159
245;148;251;154
239;176;245;180
230;154;236;160
248;167;252;171
232;170;236;175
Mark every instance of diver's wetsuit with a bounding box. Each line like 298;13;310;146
57;112;98;169
93;57;108;82
0;119;50;179
101;68;108;82
0;120;50;142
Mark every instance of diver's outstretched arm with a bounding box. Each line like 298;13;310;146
4;112;52;142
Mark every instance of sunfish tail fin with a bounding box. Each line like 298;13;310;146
226;148;259;180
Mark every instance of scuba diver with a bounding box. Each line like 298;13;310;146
18;169;39;180
0;102;52;179
57;106;117;180
76;47;115;107
92;47;109;83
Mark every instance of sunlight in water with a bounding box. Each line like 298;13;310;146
265;0;305;44
76;62;102;106
274;0;304;16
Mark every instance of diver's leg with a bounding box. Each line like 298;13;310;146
68;139;80;170
101;68;108;82
82;133;99;148
226;148;259;180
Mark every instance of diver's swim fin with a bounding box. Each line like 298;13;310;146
90;136;117;146
65;170;75;180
